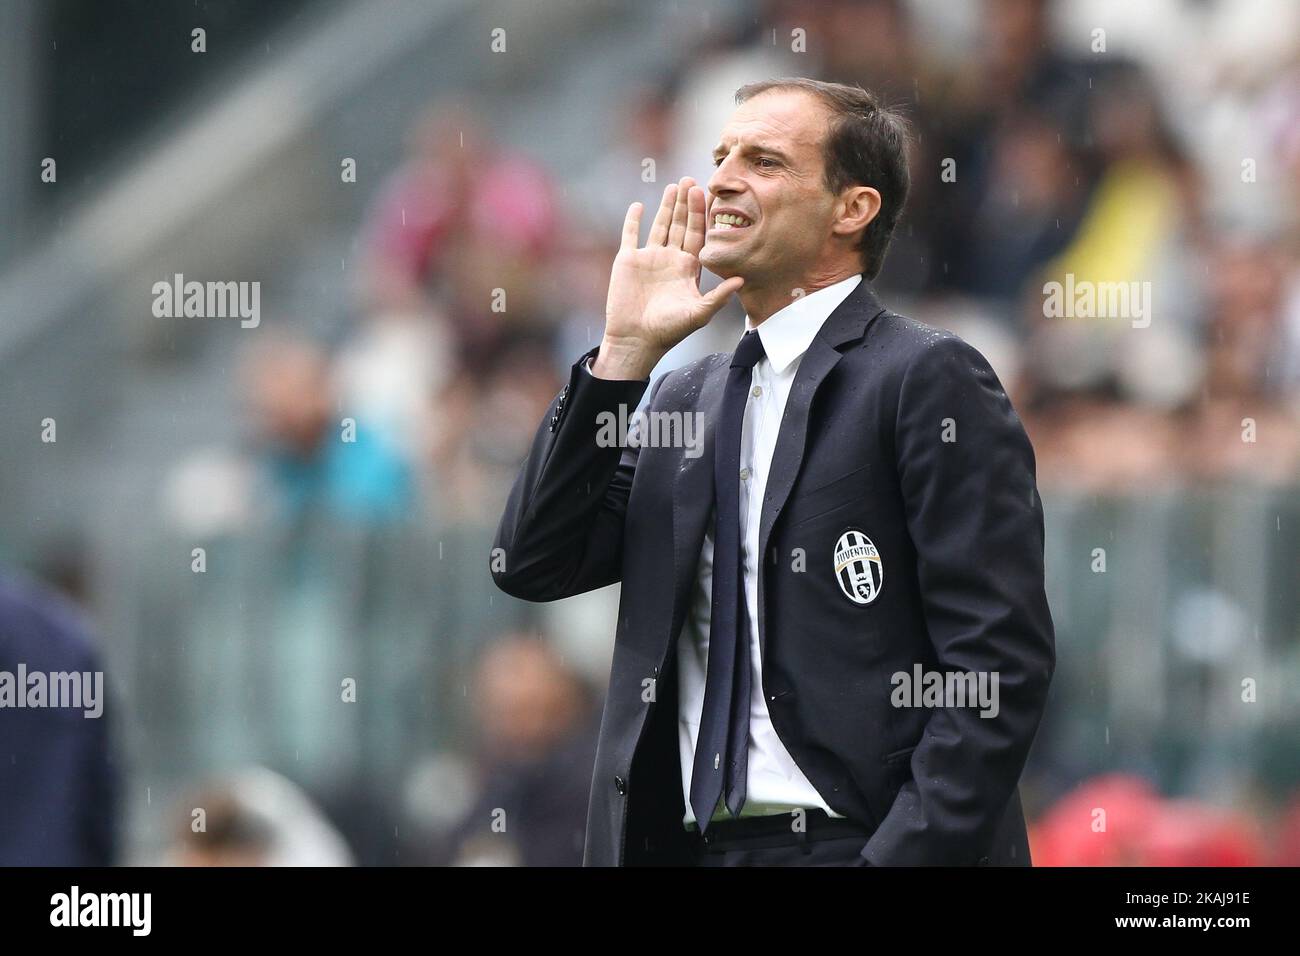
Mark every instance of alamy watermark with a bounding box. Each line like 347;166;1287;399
0;665;104;718
595;405;705;458
1042;273;1151;328
891;665;999;718
151;273;260;328
50;886;150;936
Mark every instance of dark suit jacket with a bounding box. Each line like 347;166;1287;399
0;573;118;866
491;279;1055;866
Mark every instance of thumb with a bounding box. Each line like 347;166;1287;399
697;276;744;318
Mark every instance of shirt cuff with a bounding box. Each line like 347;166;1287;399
579;348;649;382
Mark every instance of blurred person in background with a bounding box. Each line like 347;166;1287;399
577;82;684;235
923;0;1096;303
238;331;416;527
800;0;947;298
164;766;353;866
430;333;563;527
1177;232;1300;485
0;570;118;866
359;100;559;376
1014;62;1226;492
437;633;598;867
812;0;931;108
163;330;419;536
666;1;804;190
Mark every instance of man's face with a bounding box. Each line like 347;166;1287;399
699;89;838;283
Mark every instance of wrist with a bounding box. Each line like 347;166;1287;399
590;335;662;381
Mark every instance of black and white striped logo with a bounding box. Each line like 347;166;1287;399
833;529;883;606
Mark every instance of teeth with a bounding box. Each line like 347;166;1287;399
714;213;752;228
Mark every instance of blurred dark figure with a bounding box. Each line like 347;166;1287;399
431;334;563;526
922;0;1097;302
0;571;117;865
802;0;947;295
440;634;598;866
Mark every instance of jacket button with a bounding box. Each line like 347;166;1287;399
614;775;627;795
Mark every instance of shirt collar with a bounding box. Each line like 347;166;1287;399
743;274;863;375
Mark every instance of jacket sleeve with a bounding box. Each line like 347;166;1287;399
490;347;662;602
860;333;1056;865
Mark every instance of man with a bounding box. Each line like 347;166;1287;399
491;78;1055;866
0;570;118;865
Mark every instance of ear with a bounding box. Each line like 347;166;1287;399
832;185;881;243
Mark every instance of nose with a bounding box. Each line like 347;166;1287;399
706;150;745;202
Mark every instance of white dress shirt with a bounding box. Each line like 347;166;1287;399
585;273;862;826
677;273;860;825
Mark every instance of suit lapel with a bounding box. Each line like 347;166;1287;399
669;353;727;650
665;279;888;656
756;281;887;653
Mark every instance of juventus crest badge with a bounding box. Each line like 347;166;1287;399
833;529;883;606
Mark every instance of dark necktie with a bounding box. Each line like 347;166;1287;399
690;328;766;831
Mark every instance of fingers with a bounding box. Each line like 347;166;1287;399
684;186;707;258
647;182;678;246
697;275;745;319
620;201;643;251
666;176;693;249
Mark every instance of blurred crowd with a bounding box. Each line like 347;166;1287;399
4;0;1299;866
166;0;1300;542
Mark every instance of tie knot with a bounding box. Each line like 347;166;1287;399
730;330;766;370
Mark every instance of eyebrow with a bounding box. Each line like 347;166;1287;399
711;141;793;164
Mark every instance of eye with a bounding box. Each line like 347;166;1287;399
756;157;778;169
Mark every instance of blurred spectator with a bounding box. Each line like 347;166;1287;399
431;334;563;526
667;4;803;189
807;0;949;296
164;766;353;866
240;332;415;526
919;0;1098;301
163;330;417;534
0;570;118;865
435;634;598;867
577;81;683;233
359;101;559;374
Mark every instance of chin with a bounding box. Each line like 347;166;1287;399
700;247;744;279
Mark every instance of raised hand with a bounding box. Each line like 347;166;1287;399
593;177;744;380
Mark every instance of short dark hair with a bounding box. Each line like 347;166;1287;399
735;77;911;280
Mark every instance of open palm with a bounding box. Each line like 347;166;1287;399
603;177;744;356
